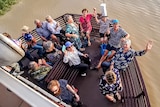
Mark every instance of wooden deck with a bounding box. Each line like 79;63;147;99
18;13;150;107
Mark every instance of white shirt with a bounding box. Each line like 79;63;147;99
47;20;62;34
63;47;83;66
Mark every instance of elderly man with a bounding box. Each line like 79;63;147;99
96;19;130;69
101;39;153;73
34;19;58;42
28;59;52;81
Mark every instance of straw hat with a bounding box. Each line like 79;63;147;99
21;25;29;33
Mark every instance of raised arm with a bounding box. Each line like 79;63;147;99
135;40;153;56
144;40;153;52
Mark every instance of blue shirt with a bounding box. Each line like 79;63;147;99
35;21;51;38
57;79;74;104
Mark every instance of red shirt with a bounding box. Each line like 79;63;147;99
79;14;93;32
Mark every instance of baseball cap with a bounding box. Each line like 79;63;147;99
112;19;119;24
65;41;73;48
24;33;33;41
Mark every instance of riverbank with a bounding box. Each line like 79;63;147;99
0;0;18;15
0;0;160;107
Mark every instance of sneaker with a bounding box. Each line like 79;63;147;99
81;73;87;77
89;66;95;70
79;48;85;52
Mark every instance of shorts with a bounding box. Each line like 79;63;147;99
106;44;118;51
99;33;110;38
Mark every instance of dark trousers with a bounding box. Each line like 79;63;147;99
73;56;91;74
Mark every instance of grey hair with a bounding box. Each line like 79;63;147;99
45;15;52;21
64;15;72;22
29;61;36;70
122;39;131;46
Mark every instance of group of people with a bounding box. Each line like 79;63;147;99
3;7;153;106
94;12;153;102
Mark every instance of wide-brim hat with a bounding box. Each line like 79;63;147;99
21;25;29;33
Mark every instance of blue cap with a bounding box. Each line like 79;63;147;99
65;41;73;48
112;19;119;24
24;33;33;41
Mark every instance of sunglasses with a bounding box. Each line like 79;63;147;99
67;45;72;48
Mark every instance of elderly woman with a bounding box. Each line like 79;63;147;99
101;39;153;73
79;8;96;46
47;79;82;106
63;41;91;76
65;15;85;52
45;15;66;44
28;59;52;81
99;69;122;103
22;25;44;58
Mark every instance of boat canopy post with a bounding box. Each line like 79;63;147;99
100;3;107;16
0;34;25;66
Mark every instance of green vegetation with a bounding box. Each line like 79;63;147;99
0;0;18;15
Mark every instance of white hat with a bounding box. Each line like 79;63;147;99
21;25;29;32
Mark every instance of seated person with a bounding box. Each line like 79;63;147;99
96;19;130;69
45;15;65;44
22;25;44;58
43;41;62;66
47;79;82;106
79;8;96;46
64;15;85;52
6;62;24;76
28;59;52;81
101;39;153;72
94;14;112;44
63;41;91;77
99;69;122;103
34;19;58;42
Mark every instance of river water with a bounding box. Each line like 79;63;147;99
0;0;159;106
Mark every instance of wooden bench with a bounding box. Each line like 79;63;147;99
45;56;79;85
120;58;150;107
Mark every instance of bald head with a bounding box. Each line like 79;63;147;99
34;19;40;24
34;19;42;27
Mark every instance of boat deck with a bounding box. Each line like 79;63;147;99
18;14;150;107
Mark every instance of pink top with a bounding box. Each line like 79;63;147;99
79;14;93;32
